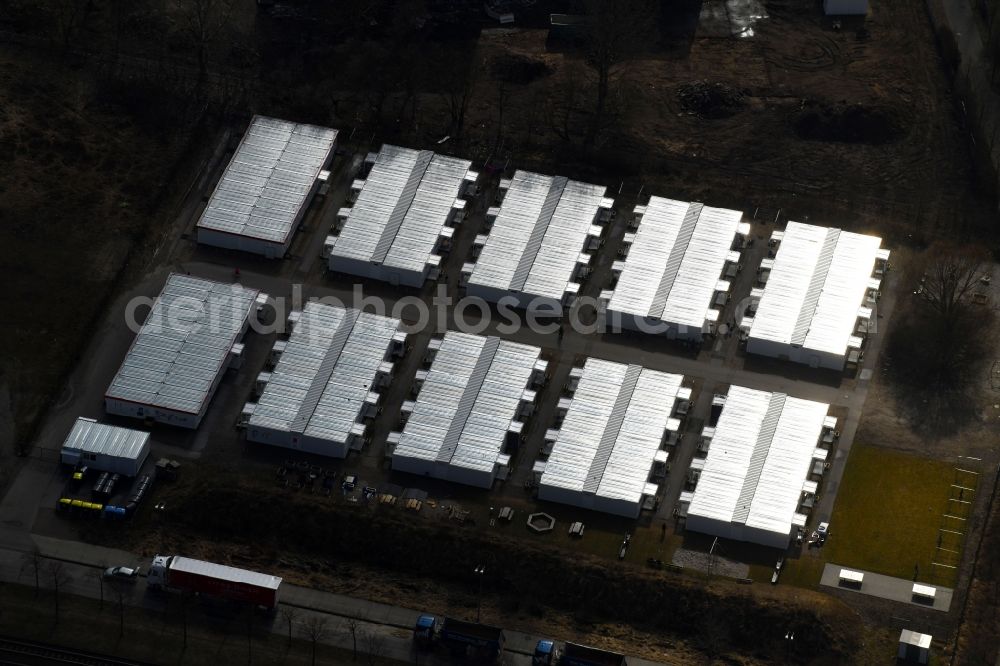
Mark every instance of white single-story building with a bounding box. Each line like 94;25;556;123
388;331;546;489
744;221;889;370
684;385;834;548
242;302;405;458
196;116;338;258
535;359;689;518
602;196;748;339
60;417;151;477
462;170;613;313
325;145;477;287
898;630;931;664
105;273;262;429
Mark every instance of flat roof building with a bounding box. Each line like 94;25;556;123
743;221;889;370
105;274;262;429
462;170;613;312
242;302;406;459
197;116;338;258
603;196;748;339
535;359;689;518
60;417;151;477
388;331;546;489
325;145;477;287
684;385;833;548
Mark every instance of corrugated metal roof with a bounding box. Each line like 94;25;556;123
686;385;828;537
394;332;541;473
197;116;337;243
170;556;282;590
329;145;473;274
249;302;399;444
540;359;684;504
749;221;883;355
608;197;743;329
105;274;259;415
469;170;607;300
61;417;149;461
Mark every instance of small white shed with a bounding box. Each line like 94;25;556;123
897;629;931;664
824;0;868;16
60;417;151;477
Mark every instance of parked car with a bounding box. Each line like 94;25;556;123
103;566;140;582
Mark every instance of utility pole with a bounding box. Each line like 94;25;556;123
474;565;485;622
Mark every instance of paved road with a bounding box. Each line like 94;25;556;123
0;536;666;666
820;562;954;613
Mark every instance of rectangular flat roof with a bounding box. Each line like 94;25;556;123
249;302;399;444
171;556;281;590
687;385;829;537
609;197;743;328
106;274;259;415
61;417;150;461
541;359;684;504
469;170;607;300
197;116;337;244
330;145;473;274
394;332;541;474
749;221;884;355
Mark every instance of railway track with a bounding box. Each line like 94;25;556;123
0;637;150;666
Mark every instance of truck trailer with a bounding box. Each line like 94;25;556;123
414;615;505;663
147;555;282;610
533;639;628;666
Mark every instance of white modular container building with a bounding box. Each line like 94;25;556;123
388;331;546;489
325;145;477;287
243;302;405;458
603;197;748;339
536;359;688;518
685;385;832;548
105;274;261;429
196;116;338;258
744;221;889;370
462;170;613;312
60;417;151;476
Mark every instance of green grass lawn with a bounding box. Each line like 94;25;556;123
823;445;972;587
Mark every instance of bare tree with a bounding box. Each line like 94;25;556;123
96;567;105;610
47;0;89;55
917;242;991;323
21;548;43;597
107;578;127;636
47;561;73;623
299;615;330;666
279;605;299;648
362;627;386;666
345;616;360;661
179;0;236;79
581;0;656;145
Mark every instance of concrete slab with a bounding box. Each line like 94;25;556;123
820;563;953;612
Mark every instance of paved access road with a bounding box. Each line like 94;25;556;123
0;535;667;666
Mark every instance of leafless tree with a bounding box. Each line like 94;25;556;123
179;0;236;79
345;616;360;661
47;561;73;622
279;605;299;648
21;548;43;597
917;242;991;323
95;566;105;610
47;0;89;55
106;578;128;636
362;627;386;666
299;615;330;666
581;0;656;145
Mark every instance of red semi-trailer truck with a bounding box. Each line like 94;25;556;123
146;554;282;610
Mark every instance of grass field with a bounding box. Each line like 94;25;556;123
823;445;973;587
